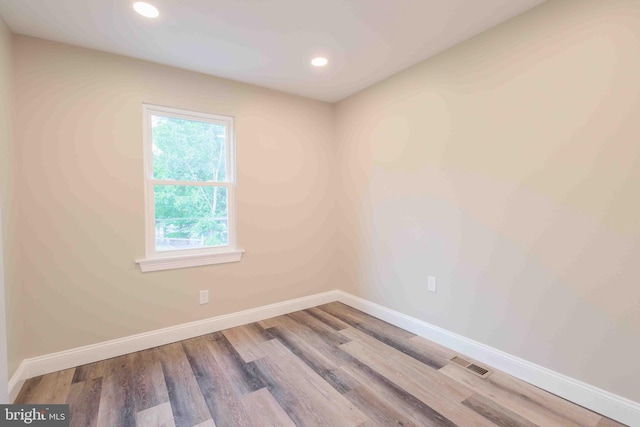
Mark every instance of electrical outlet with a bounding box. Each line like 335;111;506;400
427;276;437;293
199;290;209;305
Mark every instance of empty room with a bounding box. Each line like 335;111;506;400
0;0;638;426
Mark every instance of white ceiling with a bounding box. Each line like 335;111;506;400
0;0;545;102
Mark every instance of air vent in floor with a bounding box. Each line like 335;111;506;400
449;356;492;378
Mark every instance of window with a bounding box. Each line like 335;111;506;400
137;104;243;272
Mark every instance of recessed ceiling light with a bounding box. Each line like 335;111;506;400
133;2;160;18
311;57;328;67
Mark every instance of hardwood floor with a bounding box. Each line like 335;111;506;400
15;302;627;427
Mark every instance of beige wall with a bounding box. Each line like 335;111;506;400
6;0;639;404
0;17;22;380
12;36;337;366
335;0;640;402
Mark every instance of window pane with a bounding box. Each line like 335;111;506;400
154;185;228;251
151;115;227;182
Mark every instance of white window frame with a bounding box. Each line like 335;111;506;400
136;104;244;272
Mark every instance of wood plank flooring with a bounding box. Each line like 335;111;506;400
15;302;627;427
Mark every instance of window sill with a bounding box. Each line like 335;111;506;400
136;249;245;272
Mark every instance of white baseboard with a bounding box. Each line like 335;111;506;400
335;291;639;427
8;290;339;401
8;362;26;403
7;289;638;426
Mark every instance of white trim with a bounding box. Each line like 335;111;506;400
141;103;238;261
8;362;26;403
334;291;640;427
142;104;233;125
6;290;639;426
136;248;245;272
148;180;233;187
8;290;339;401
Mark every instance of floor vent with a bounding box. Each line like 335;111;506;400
449;356;492;378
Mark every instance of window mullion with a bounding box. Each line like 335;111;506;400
149;179;232;187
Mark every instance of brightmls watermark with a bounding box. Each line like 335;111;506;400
0;405;69;426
